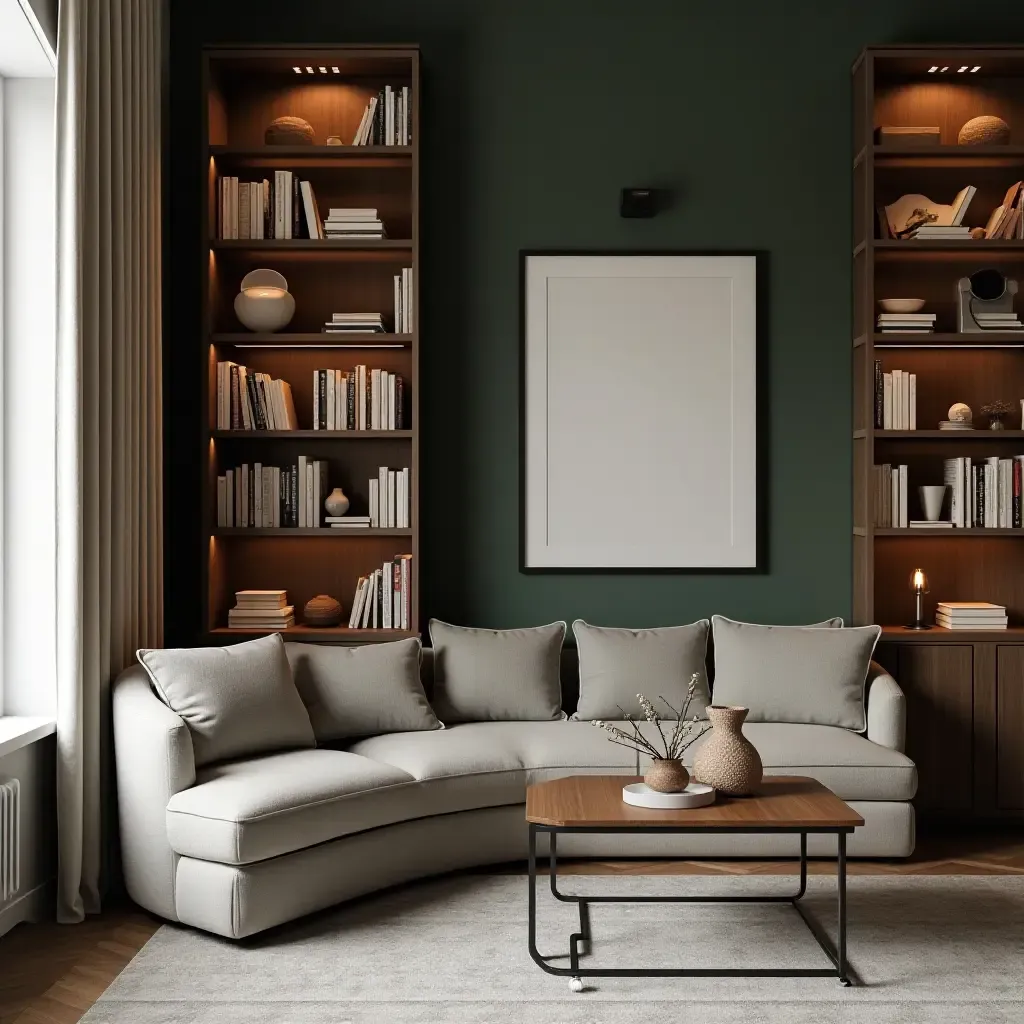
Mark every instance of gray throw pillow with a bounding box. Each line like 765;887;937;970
572;619;711;721
710;616;881;730
137;633;314;766
285;638;441;740
428;620;565;723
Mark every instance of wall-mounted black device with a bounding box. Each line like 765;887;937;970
620;188;658;218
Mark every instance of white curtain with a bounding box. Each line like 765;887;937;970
55;0;163;923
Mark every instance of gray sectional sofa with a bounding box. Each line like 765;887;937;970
113;620;916;939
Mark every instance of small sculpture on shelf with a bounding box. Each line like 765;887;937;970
265;115;315;145
940;402;975;431
958;115;1011;146
325;486;350;517
303;594;343;628
234;269;295;333
982;399;1013;431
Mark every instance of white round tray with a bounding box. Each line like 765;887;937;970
622;782;716;809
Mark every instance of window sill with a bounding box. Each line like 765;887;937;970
0;717;56;758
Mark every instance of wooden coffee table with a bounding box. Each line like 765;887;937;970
525;775;864;991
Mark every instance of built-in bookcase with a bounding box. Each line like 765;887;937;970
853;46;1024;638
201;46;420;643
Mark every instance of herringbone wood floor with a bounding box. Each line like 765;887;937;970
3;833;1024;1024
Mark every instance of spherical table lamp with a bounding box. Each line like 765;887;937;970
234;269;295;332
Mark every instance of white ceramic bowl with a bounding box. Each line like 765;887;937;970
879;298;926;313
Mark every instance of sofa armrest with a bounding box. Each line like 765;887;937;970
113;665;196;921
865;661;906;752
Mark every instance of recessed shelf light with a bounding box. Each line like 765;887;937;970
319;66;327;74
971;66;981;72
305;66;314;74
940;66;949;72
331;67;340;73
928;66;939;73
958;66;969;73
293;67;302;74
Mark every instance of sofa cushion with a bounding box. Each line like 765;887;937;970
137;633;314;767
428;619;565;723
572;619;711;721
285;638;442;741
710;617;880;730
350;719;915;803
166;749;414;865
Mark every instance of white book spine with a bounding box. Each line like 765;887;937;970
326;370;336;431
901;371;910;430
387;470;396;529
382;561;392;629
394;274;402;333
313;371;320;430
882;373;892;429
909;373;917;430
370;478;379;528
371;369;381;430
254;463;263;527
297;456;307;528
217;476;226;527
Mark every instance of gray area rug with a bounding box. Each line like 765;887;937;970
84;874;1024;1023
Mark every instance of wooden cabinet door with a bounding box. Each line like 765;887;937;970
997;647;1024;811
897;645;974;814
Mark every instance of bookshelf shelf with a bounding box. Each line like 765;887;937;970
880;625;1024;642
873;430;1024;440
202;45;420;643
873;528;1024;536
870;333;1024;348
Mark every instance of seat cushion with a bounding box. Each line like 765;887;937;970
351;719;917;803
166;749;414;865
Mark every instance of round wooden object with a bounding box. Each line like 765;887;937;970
265;116;315;145
643;758;690;793
958;115;1010;146
303;594;342;627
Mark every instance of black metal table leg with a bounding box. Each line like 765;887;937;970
837;831;849;986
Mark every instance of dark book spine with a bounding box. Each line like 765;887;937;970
256;376;270;429
406;86;412;144
347;373;355;429
229;365;241;429
374;89;385;145
293;175;302;238
319;370;327;430
873;359;883;429
1015;459;1022;529
290;465;298;527
396;375;404;429
246;372;264;430
279;467;286;528
377;568;383;627
977;466;985;527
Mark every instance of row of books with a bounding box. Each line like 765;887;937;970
216;361;298;431
394;267;414;333
369;467;411;529
873;363;917;430
312;367;406;431
347;556;414;629
324;207;386;240
218;172;326;240
943;456;1024;528
227;590;294;630
215;457;333;528
872;464;910;528
877;312;935;335
982;181;1024;240
936;602;1008;631
350;85;412;147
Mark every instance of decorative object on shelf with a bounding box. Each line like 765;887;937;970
227;590;295;630
958;114;1011;146
325;136;343;146
907;569;931;631
302;594;343;628
621;781;715;809
884;187;975;239
590;676;708;795
264;115;315;145
971;227;988;240
691;705;763;797
875;125;940;147
958;269;1023;332
919;485;948;521
1021;398;1024;428
234;269;295;332
982;399;1013;430
939;402;975;431
878;298;925;314
324;487;350;517
982;181;1024;240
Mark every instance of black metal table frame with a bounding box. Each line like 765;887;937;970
528;822;855;990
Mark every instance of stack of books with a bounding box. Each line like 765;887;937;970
394;267;414;333
350;85;412;146
323;208;385;239
323;313;385;334
909;224;972;240
872;463;909;527
216;361;299;431
347;555;413;629
876;313;935;334
328;516;371;530
370;466;411;528
935;601;1008;631
227;590;295;630
973;311;1024;331
312;366;405;431
873;362;917;429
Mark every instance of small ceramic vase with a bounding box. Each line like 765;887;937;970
692;706;763;796
324;487;350;517
644;758;690;794
303;594;342;627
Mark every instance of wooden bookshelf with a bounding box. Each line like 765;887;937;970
202;46;420;643
853;46;1024;820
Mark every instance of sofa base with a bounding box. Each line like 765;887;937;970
173;801;914;939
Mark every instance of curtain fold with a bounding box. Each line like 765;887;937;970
55;0;163;924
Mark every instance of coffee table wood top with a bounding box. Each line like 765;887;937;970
526;775;864;829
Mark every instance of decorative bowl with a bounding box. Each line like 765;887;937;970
879;298;926;313
303;594;343;627
234;269;295;332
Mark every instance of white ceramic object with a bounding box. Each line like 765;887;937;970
948;402;973;424
234;269;295;332
919;485;947;521
325;486;350;516
621;782;716;809
879;298;926;313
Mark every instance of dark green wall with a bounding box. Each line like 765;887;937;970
165;1;1024;642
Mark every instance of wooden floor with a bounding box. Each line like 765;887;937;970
3;833;1024;1023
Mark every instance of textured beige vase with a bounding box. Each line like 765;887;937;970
692;706;763;796
644;758;690;793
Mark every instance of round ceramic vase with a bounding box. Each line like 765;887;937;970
692;706;763;796
325;487;350;516
644;758;690;793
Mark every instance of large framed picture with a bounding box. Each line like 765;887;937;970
520;251;762;572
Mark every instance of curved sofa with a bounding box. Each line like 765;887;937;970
113;654;916;939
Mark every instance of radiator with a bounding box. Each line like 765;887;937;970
0;779;19;902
